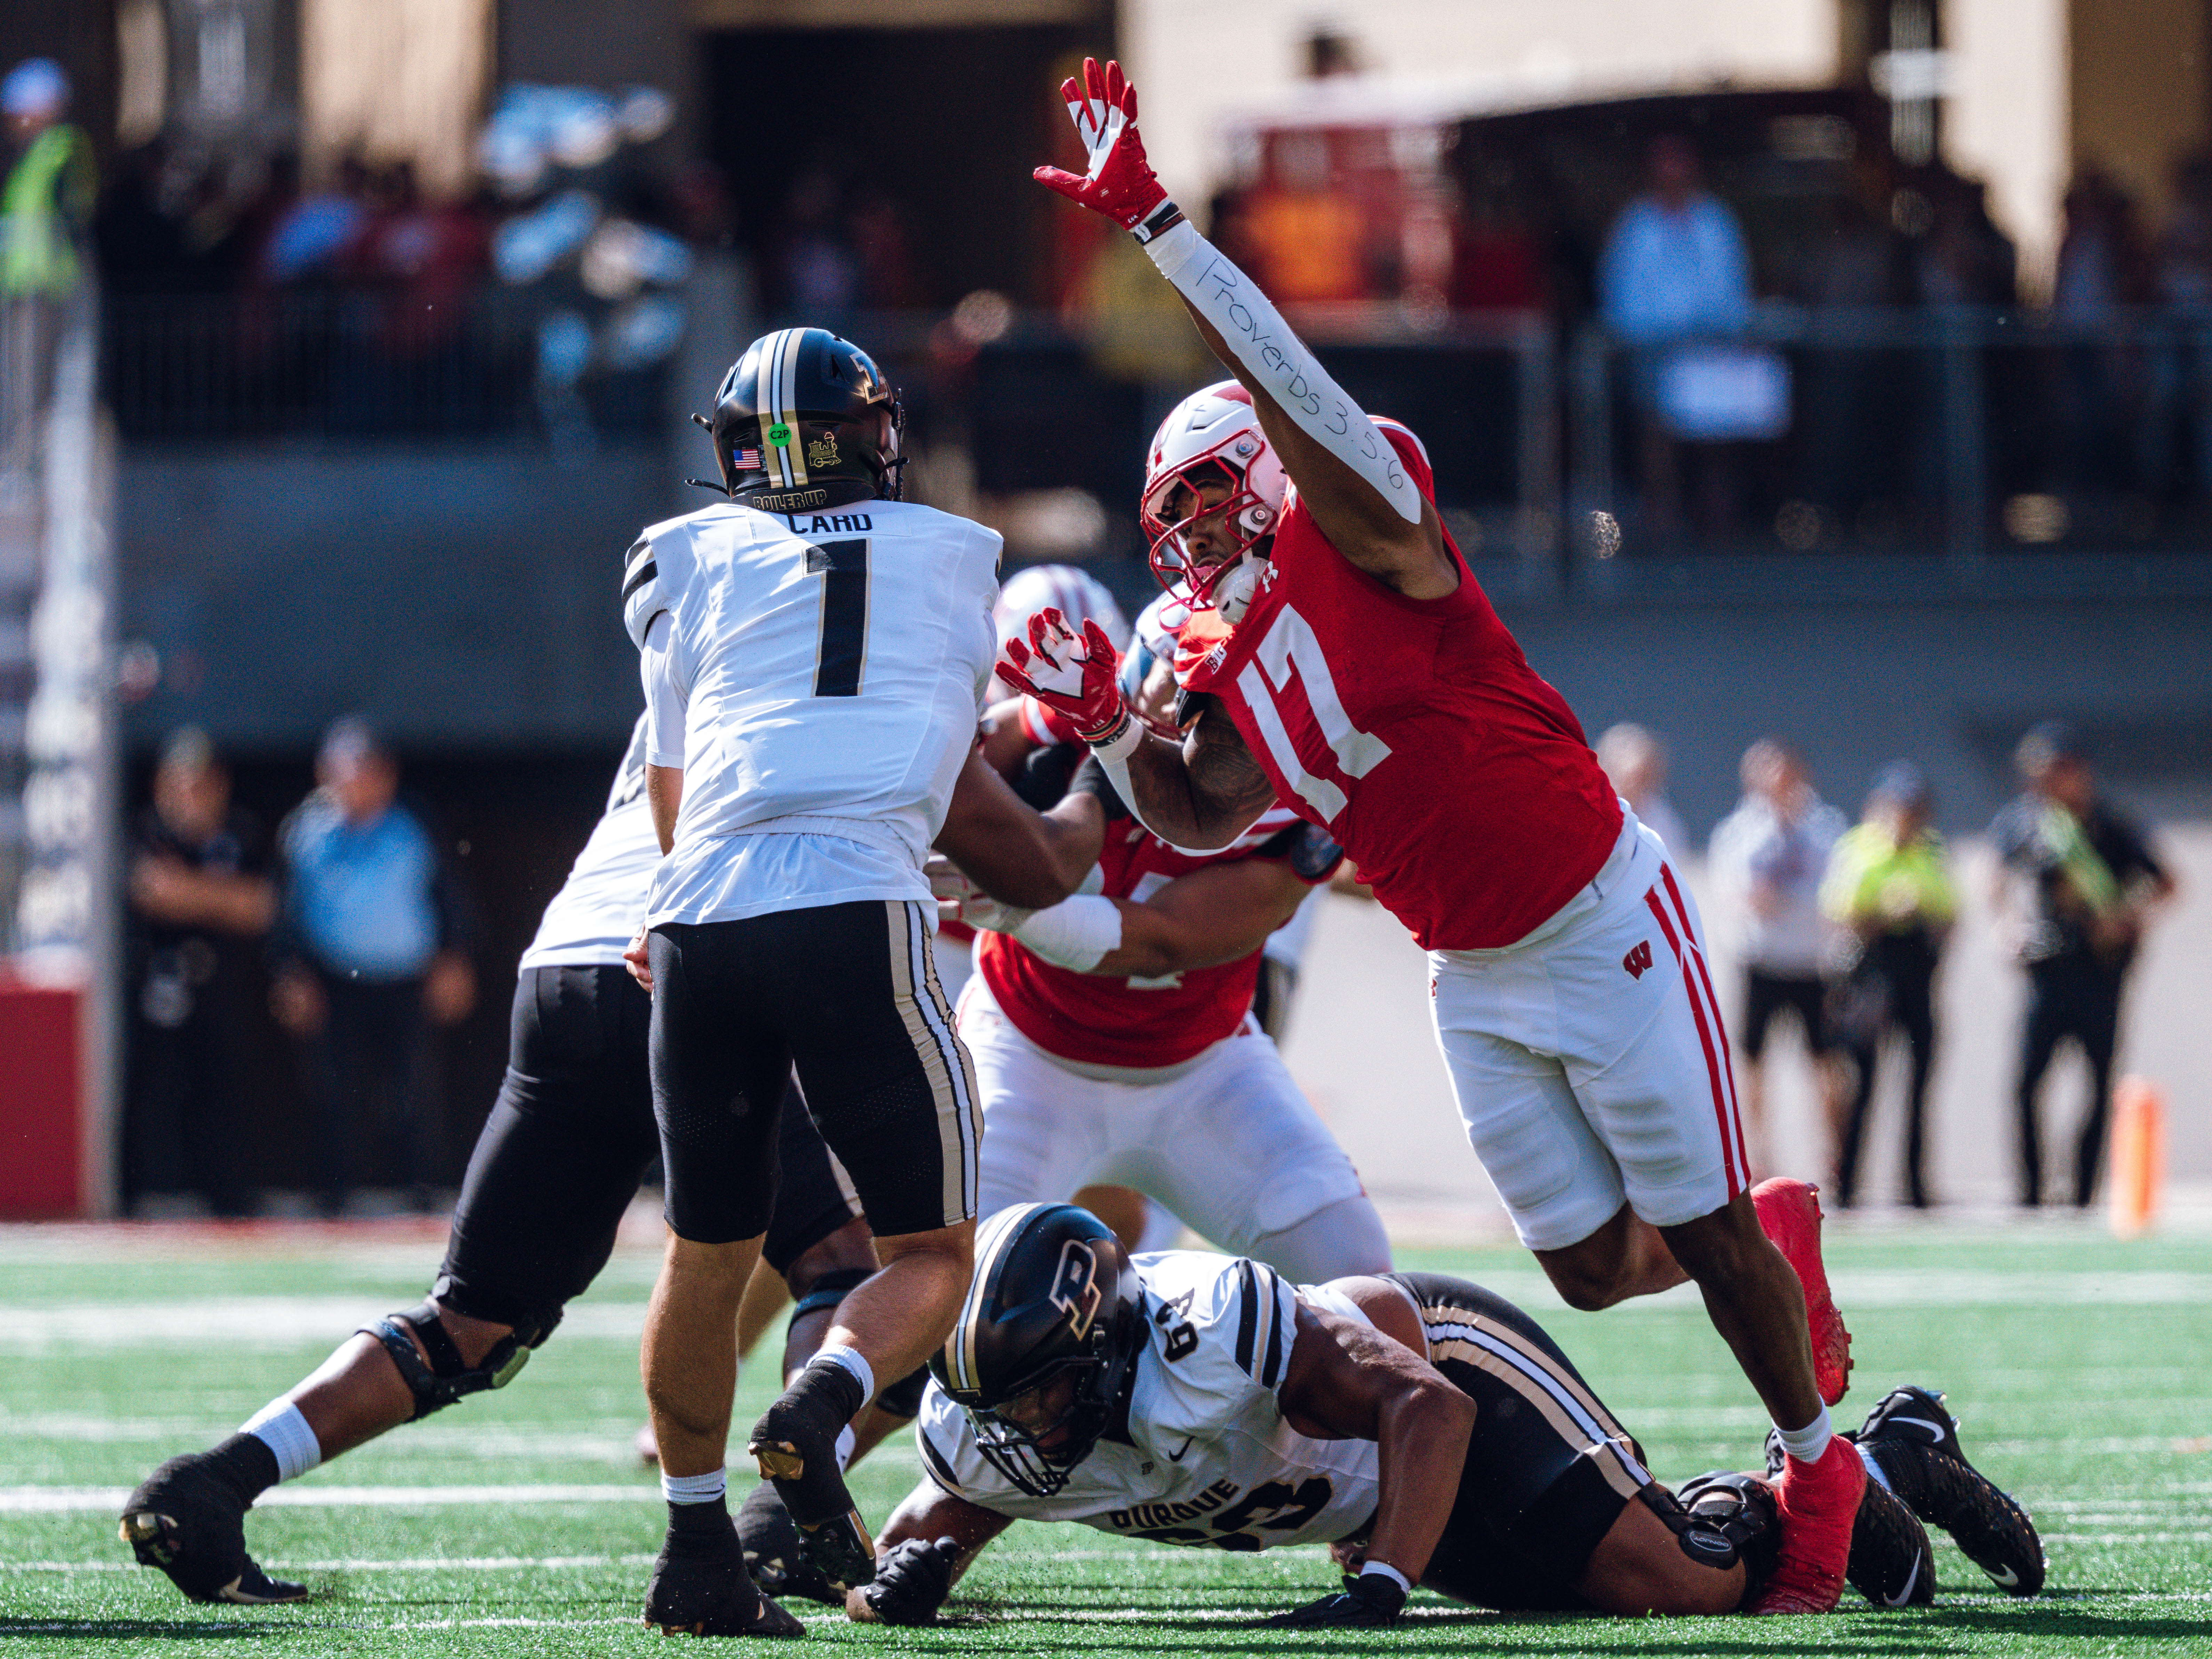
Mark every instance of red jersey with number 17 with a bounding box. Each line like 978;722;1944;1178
1177;421;1621;951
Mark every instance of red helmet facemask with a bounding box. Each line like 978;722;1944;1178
1139;437;1279;611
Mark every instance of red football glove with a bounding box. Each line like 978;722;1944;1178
997;607;1130;747
1032;57;1179;239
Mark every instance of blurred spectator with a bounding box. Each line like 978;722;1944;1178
1237;171;1369;305
1914;175;2017;308
1796;189;1909;526
2054;169;2153;495
271;719;477;1214
1594;721;1686;856
1819;762;1956;1209
2;59;93;299
1990;723;2175;1207
2152;151;2212;500
260;154;371;286
1709;739;1847;1173
1599;135;1752;344
357;161;490;357
123;731;275;1217
1599;136;1765;541
3;58;96;467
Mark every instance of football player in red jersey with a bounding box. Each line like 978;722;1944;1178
940;595;1392;1284
1000;57;1864;1615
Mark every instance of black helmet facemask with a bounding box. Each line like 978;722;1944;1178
932;1204;1146;1498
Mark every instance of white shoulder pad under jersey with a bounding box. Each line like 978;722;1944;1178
620;505;709;650
645;498;1000;862
914;1251;1380;1552
518;712;662;971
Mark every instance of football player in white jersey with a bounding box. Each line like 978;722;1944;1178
848;1207;2040;1627
117;681;1101;1620
618;324;1061;1630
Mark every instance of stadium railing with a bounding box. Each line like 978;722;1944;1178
1570;306;2212;588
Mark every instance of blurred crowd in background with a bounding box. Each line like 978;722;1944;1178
119;708;2173;1222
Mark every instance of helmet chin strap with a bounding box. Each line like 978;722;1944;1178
1213;550;1263;624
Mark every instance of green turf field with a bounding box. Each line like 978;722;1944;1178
2;1222;2207;1656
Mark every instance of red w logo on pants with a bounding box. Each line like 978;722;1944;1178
1622;940;1654;980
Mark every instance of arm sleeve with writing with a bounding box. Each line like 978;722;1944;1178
1141;221;1422;526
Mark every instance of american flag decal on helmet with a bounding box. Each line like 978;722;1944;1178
735;446;762;470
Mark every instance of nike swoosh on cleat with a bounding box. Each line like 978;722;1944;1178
1989;1564;2020;1588
1883;1556;1922;1607
1892;1416;1950;1442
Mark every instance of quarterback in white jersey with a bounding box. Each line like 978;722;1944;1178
617;325;1113;1636
848;1206;1963;1628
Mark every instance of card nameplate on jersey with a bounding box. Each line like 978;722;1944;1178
795;513;874;542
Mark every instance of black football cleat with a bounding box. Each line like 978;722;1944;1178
1852;1385;2046;1596
1845;1458;1937;1607
119;1454;308;1605
643;1525;806;1638
748;1386;874;1592
737;1480;841;1606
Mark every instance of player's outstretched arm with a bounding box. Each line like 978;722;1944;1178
943;839;1310;978
999;609;1276;851
1268;1299;1475;1623
935;749;1105;910
844;1479;1011;1625
1035;57;1453;599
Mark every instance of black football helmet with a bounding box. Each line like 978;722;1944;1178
931;1204;1145;1497
693;326;905;513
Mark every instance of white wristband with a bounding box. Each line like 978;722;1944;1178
1142;221;1422;526
1359;1561;1412;1597
1007;894;1123;972
1087;715;1144;763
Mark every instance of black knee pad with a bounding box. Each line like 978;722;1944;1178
788;1267;874;1324
1667;1471;1782;1605
874;1363;929;1421
363;1300;536;1421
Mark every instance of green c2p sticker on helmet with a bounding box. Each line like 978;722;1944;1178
767;423;793;447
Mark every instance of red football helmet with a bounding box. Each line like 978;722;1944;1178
1139;382;1287;620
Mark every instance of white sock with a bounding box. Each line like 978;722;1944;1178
1774;1403;1834;1465
835;1425;857;1472
814;1346;876;1408
661;1466;727;1505
240;1399;322;1484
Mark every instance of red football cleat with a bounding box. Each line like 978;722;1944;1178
1750;1433;1867;1615
1753;1176;1852;1406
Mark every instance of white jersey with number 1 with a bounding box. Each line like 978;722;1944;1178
635;499;1001;927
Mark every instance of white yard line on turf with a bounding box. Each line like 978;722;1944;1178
0;1298;648;1351
10;1547;1211;1574
5;1270;2207;1353
10;1554;661;1573
0;1484;668;1512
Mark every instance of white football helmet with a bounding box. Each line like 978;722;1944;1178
1140;381;1287;622
992;564;1131;655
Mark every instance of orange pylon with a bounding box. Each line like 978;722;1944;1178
2109;1076;2165;1238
